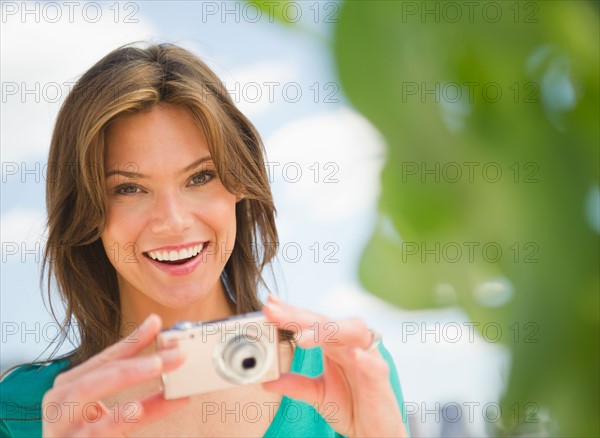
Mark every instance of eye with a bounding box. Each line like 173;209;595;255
113;184;141;195
190;170;216;186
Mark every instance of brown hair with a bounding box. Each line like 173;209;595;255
42;42;282;366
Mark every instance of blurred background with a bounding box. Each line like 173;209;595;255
1;1;598;436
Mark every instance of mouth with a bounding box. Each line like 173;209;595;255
143;242;206;266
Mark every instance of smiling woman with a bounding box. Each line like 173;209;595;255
39;43;280;367
0;43;409;437
102;105;240;325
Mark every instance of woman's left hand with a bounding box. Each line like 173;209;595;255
262;295;408;438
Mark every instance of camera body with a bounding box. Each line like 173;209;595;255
156;311;280;399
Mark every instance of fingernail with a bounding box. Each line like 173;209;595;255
139;314;157;333
268;294;282;304
296;334;312;348
264;301;282;315
139;356;162;373
352;347;372;362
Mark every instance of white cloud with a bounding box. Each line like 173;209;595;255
219;60;299;119
0;2;158;162
265;107;386;221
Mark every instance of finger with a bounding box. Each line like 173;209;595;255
263;295;373;350
133;393;190;425
347;348;407;437
77;394;190;438
352;347;396;397
52;348;185;413
59;314;162;384
264;357;353;405
262;372;325;405
101;313;163;359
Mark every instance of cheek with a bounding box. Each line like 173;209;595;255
198;192;237;240
101;228;121;269
103;206;125;244
101;204;144;263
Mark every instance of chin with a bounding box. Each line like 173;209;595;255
156;290;205;308
153;284;211;309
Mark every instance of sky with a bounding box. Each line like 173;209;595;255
1;2;508;436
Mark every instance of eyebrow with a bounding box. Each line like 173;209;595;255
105;155;213;179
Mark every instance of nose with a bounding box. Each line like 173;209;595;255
150;190;194;236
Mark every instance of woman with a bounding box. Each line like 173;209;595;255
0;43;409;437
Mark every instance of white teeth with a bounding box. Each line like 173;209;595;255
146;243;205;262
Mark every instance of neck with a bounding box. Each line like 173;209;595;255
118;278;237;338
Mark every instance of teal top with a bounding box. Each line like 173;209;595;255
0;343;409;437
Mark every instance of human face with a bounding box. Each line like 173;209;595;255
102;104;238;322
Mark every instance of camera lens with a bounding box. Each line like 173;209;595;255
229;342;263;375
216;334;269;384
242;357;256;370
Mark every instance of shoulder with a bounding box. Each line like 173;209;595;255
0;360;70;437
1;359;70;402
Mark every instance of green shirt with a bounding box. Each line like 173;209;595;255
1;343;409;437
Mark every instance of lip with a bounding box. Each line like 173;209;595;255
143;241;209;277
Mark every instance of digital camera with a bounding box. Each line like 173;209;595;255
156;311;280;399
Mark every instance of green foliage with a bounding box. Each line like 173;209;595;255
254;0;599;435
333;1;599;436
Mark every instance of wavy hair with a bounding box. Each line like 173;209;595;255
42;42;282;366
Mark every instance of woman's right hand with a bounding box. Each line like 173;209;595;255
42;314;188;437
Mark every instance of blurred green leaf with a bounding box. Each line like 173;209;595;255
333;1;599;435
248;0;600;434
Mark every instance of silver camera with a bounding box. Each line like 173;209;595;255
156;311;280;399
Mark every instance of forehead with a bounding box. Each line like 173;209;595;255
104;104;211;168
